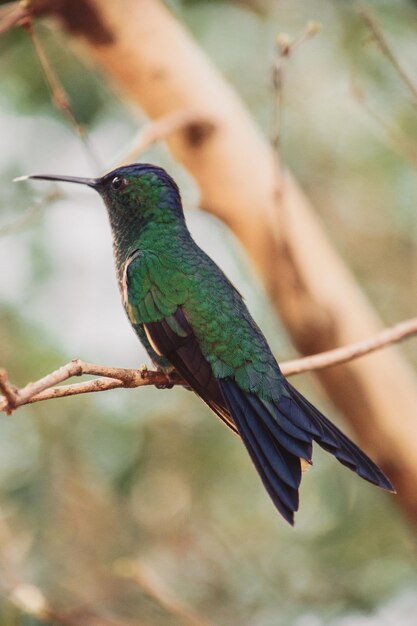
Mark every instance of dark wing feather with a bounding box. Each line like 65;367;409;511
145;313;307;523
143;308;238;434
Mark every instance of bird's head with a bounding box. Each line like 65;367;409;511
15;163;184;229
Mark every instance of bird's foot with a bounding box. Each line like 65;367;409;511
155;368;174;389
137;363;174;388
155;380;174;390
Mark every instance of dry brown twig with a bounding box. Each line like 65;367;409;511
26;21;83;134
5;5;85;140
360;7;417;107
0;3;101;171
1;316;417;415
6;581;137;626
23;19;101;171
0;189;62;237
116;110;214;166
351;82;417;169
114;559;214;626
271;21;321;149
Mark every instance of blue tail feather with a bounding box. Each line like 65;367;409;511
219;379;301;523
218;377;394;524
285;382;394;492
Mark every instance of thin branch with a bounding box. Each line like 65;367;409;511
26;21;82;132
283;316;417;376
116;110;214;166
351;81;417;169
360;7;417;107
0;189;62;238
1;316;416;414
271;21;320;149
0;2;101;171
19;16;101;172
114;560;215;626
0;370;18;414
6;582;136;626
6;7;83;137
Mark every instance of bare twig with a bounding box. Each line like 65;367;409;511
271;21;320;149
0;189;62;237
0;370;18;414
6;582;136;626
360;7;417;107
24;20;82;135
2;5;83;136
283;316;417;376
1;316;416;414
114;559;214;626
1;1;100;170
352;82;417;169
116;110;214;166
20;17;101;172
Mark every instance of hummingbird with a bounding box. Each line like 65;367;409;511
17;163;394;524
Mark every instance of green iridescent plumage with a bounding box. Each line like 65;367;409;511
24;163;395;524
124;236;282;399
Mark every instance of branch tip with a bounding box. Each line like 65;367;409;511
0;369;18;414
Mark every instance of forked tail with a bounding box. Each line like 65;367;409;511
218;378;394;524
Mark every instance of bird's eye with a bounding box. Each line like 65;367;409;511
111;176;127;191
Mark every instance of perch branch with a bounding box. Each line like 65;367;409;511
1;316;416;414
283;316;417;375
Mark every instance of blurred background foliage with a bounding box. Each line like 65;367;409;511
0;0;417;624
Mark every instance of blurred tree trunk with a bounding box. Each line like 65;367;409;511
33;0;417;524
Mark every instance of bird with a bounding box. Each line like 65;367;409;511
16;163;395;524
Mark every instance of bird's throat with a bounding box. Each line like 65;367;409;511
110;215;190;290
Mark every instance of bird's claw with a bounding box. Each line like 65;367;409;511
155;380;174;390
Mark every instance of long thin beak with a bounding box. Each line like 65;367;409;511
13;174;101;188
